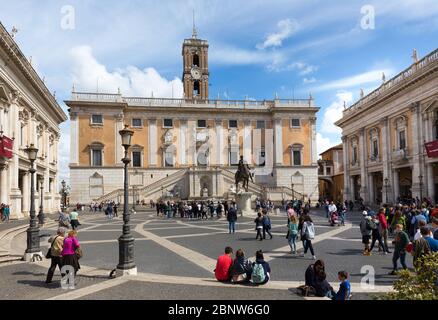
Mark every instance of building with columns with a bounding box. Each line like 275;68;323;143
336;48;438;206
66;31;320;205
0;22;67;219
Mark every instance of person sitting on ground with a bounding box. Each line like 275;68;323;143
251;250;271;285
305;259;325;287
214;247;233;282
332;271;351;300
314;271;335;298
231;249;253;284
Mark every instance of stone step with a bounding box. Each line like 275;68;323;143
0;255;23;264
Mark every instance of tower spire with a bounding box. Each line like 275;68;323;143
192;9;198;39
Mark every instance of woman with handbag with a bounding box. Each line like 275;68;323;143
45;227;66;284
61;230;82;276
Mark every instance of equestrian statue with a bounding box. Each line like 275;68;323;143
235;156;254;192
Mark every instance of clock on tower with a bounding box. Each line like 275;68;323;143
182;27;209;100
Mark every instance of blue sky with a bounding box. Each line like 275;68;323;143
1;0;438;182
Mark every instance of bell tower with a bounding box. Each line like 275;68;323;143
182;17;209;100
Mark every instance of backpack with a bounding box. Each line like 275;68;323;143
304;222;315;240
252;263;266;284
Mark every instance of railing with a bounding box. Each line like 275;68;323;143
71;92;314;110
343;48;438;115
95;169;188;202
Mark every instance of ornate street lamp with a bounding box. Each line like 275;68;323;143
24;144;42;262
116;125;137;276
384;178;389;205
38;179;45;226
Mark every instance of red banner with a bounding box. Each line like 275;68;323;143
0;135;13;159
425;140;438;158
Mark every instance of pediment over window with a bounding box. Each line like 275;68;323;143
89;141;105;150
290;143;304;150
394;115;407;128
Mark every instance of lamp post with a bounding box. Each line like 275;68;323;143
132;185;136;212
384;178;389;205
418;175;423;202
24;144;42;261
61;180;67;212
116;125;137;276
38;179;45;226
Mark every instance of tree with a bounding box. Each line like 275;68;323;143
386;252;438;300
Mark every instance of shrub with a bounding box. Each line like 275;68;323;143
386;252;438;300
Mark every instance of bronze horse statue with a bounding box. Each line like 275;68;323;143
235;157;254;192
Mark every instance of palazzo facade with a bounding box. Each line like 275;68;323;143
67;32;320;204
336;48;438;205
0;22;67;219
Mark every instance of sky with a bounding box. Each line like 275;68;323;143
1;0;438;184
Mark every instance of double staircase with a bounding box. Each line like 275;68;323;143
95;169;188;203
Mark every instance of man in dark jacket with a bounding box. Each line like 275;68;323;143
227;206;238;234
389;224;410;275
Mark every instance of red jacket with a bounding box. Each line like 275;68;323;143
377;213;388;230
215;254;233;281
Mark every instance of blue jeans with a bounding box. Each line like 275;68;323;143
229;221;235;233
288;234;297;252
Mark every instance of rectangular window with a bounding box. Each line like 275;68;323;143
256;120;265;129
197;120;206;128
399;130;406;150
326;167;331;175
291;118;301;128
20;125;24;146
92;149;102;166
293;150;301;166
373;140;378;158
230;148;239;165
164;119;173;128
229;120;238;128
165;151;174;167
132;151;141;167
132;119;142;127
91;115;103;124
353;146;358;164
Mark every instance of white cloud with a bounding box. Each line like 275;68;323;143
315;69;393;92
303;77;316;84
321;91;353;135
287;62;318;75
257;19;299;49
317;133;339;157
211;45;274;66
70;46;183;97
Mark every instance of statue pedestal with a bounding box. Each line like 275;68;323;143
236;192;253;216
